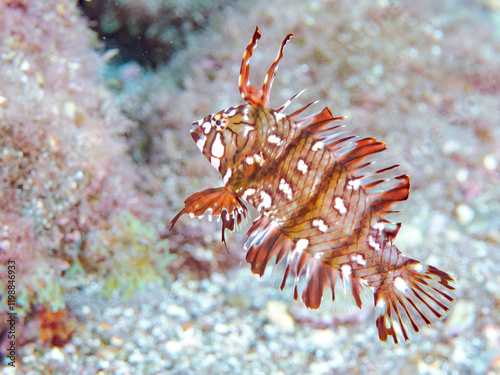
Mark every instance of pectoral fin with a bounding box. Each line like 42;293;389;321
170;186;248;246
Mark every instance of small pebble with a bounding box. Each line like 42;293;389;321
446;300;476;335
214;323;230;334
483;154;497;170
128;351;145;364
110;336;124;347
98;359;110;370
21;354;36;364
48;348;64;362
310;329;337;349
64;343;76;354
165;340;182;355
81;305;91;315
265;300;295;332
455;204;475;226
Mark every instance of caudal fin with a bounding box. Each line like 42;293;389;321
374;260;455;344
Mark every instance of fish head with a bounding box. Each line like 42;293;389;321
190;104;258;172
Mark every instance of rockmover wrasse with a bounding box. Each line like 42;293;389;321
171;26;455;344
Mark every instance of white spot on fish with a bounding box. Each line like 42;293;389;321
201;121;211;134
341;264;352;279
413;263;423;272
267;134;282;145
312;141;324;151
196;138;206;152
275;112;286;121
242;188;256;201
351;254;366;266
210;156;220;170
394;277;409;293
373;222;385;231
211;133;224;158
312;177;321;191
226;108;236;117
295;239;309;252
368;236;381;251
253;153;264;165
243;125;254;137
334;197;347;215
279;179;293;200
245;156;254;165
348;179;361;190
257;191;272;211
242;107;250;122
312;219;328;233
376;298;386;309
223;168;232;185
270;219;280;229
297;159;308;174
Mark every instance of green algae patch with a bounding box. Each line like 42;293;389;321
91;211;173;299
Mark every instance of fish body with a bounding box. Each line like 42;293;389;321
171;27;455;344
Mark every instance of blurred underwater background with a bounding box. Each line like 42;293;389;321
0;0;499;373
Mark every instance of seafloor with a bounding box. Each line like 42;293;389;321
1;0;499;374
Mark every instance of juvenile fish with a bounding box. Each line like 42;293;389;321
171;27;455;344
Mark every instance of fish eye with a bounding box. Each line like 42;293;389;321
211;113;229;131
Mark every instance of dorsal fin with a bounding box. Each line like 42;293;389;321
299;106;345;133
239;26;293;107
314;133;410;214
369;174;410;214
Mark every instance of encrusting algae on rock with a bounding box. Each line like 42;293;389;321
171;27;456;344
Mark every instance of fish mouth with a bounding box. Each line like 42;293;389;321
191;120;208;152
190;120;206;142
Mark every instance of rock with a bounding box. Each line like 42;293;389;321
265;300;295;332
446;300;475;336
48;347;64;362
455;204;475;226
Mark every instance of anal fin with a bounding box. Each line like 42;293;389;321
170;186;248;246
245;215;311;303
302;260;337;309
244;215;294;277
245;215;339;310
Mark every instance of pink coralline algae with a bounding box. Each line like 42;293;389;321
0;0;167;341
